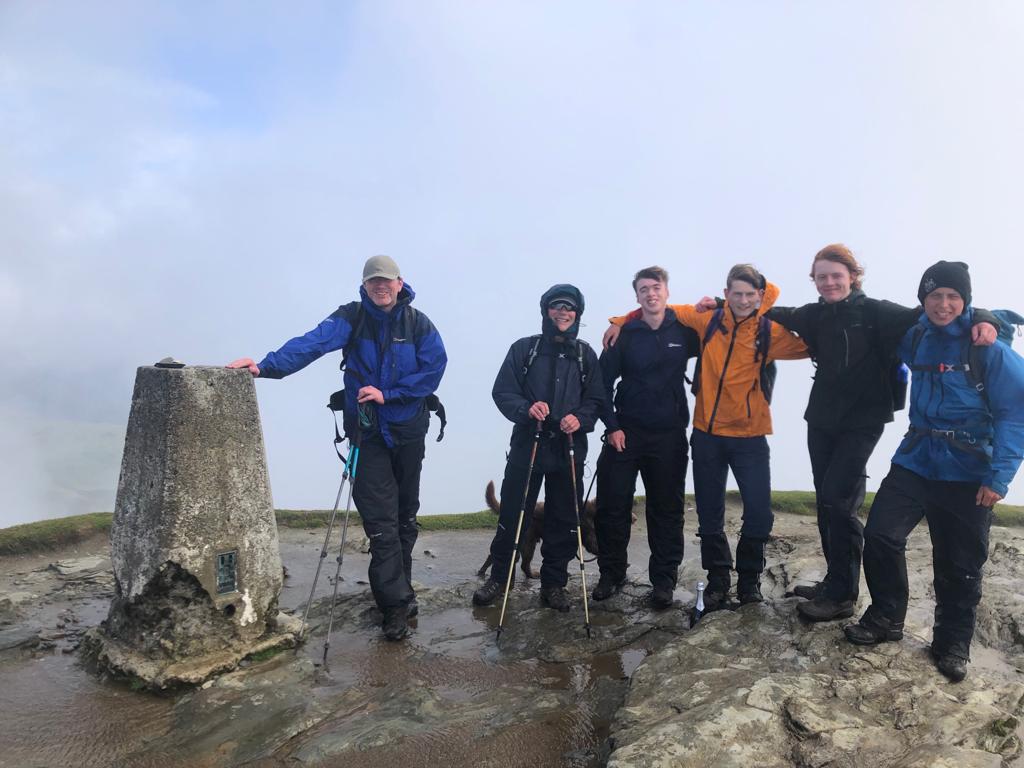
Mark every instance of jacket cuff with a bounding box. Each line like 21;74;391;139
988;477;1009;497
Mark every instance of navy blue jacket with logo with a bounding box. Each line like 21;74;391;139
599;309;700;434
257;283;447;447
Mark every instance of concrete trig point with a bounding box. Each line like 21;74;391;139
85;364;299;688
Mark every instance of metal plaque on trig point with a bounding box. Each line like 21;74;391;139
216;551;238;594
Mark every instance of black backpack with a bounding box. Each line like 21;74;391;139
691;308;777;404
861;302;910;412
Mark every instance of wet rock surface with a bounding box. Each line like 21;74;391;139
1;510;1024;766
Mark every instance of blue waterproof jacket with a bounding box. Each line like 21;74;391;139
894;308;1024;496
257;283;447;447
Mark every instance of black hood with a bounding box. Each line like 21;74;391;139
539;283;585;340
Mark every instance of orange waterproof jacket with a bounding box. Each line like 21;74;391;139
610;282;808;437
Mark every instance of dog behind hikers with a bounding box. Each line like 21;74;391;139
477;480;600;579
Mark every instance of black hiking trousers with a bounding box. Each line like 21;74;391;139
351;433;425;611
862;464;992;660
807;423;884;602
595;428;687;590
487;436;584;590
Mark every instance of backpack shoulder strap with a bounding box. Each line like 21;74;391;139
575;338;592;384
339;302;366;373
755;315;772;363
521;335;543;377
966;341;989;403
701;308;726;347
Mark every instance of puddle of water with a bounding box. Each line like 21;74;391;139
0;654;179;768
0;527;665;768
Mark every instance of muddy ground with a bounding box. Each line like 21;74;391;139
2;505;1024;767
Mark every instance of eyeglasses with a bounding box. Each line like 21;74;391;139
548;301;577;311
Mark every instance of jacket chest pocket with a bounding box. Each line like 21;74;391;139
843;324;872;369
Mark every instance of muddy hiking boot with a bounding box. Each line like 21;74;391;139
382;606;409;641
650;585;674;610
931;649;968;683
592;575;626;601
540;585;571;612
472;577;506;607
703;569;731;611
797;596;854;622
737;573;763;605
792;582;823;600
843;614;904;646
407;597;419;619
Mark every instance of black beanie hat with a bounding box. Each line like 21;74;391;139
918;261;971;307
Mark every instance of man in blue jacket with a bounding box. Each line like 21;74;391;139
844;261;1024;682
229;255;447;642
593;266;699;608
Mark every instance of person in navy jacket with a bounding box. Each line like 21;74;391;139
844;261;1024;682
592;266;699;608
229;255;447;642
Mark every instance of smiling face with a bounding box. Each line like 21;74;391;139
724;279;764;319
547;304;577;332
923;288;965;326
635;277;668;315
364;276;404;312
812;259;853;303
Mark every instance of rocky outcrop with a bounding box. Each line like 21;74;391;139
607;526;1024;768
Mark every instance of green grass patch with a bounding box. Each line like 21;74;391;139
994;503;1024;527
0;512;113;556
274;509;355;529
5;493;1024;557
416;510;495;531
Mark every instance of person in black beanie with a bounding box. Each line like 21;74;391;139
473;285;607;611
845;260;1024;683
918;260;972;306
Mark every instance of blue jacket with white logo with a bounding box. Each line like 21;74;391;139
257;283;447;447
894;308;1024;496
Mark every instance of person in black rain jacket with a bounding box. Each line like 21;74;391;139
473;284;607;612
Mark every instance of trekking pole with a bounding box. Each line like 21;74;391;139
321;405;366;669
567;432;592;639
496;420;544;644
298;451;353;640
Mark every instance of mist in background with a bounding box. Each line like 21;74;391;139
3;2;1024;527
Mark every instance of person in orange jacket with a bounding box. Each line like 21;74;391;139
604;264;808;608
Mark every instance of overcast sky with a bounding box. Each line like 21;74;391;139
3;2;1024;527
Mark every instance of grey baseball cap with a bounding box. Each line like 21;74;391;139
363;254;401;281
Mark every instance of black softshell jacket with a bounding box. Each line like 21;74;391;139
492;335;607;470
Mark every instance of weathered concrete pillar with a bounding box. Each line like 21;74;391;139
87;365;298;687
